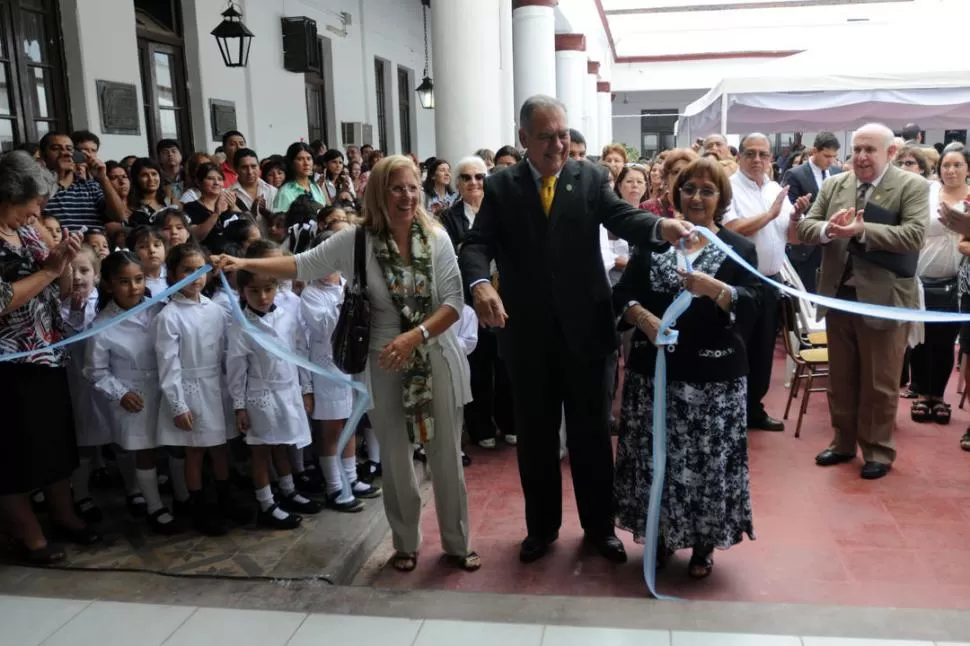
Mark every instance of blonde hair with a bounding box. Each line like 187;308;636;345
601;143;628;163
362;155;438;236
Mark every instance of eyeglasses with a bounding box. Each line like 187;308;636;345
680;185;719;199
459;173;486;182
895;159;919;167
741;150;773;161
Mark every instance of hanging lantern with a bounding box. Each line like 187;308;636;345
211;2;254;68
416;0;434;110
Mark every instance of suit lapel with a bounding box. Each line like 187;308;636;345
805;164;821;197
515;160;544;220
548;160;581;233
867;165;900;210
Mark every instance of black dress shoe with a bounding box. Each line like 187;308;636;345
749;415;785;432
585;534;628;563
519;531;559;563
815;449;855;466
51;523;102;546
861;461;891;480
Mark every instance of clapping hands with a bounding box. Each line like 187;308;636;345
824;207;865;239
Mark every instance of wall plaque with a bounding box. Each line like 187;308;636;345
210;99;238;142
96;80;140;136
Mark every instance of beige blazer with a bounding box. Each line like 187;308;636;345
796;164;928;329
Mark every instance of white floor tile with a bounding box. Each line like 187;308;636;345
41;600;196;646
802;639;933;646
163;607;306;646
414;620;544;646
937;643;970;646
0;596;90;646
542;625;670;645
673;632;802;646
286;614;422;646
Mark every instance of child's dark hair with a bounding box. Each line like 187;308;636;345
236;240;281;301
126;225;166;254
83;228;107;241
223;215;259;247
165;242;207;286
97;250;144;311
203;241;244;297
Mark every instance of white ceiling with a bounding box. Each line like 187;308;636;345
597;0;936;60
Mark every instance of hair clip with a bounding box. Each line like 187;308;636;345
223;214;240;226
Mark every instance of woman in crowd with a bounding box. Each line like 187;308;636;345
349;160;364;196
213;155;478;573
128;157;172;227
178;153;212;204
106;161;132;220
474;149;495;172
613;156;760;579
895;145;930;178
182;162;235;248
615;165;649;207
318;149;355;205
274;142;326;213
602;144;628;179
910;146;969;426
423;158;456;217
260;157;287;190
0;151;100;564
640;148;699;219
646;161;664;202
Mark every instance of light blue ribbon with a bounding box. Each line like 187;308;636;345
0;265;212;363
642;227;970;599
219;273;371;500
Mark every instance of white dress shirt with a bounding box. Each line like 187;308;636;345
723;172;793;275
807;159;829;193
230;179;278;212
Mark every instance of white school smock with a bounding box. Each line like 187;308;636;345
210;287;240;432
61;291;112;447
225;305;313;446
85;301;163;451
145;264;168;301
154;293;235;447
300;280;354;421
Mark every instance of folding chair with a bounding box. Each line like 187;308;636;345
779;293;829;438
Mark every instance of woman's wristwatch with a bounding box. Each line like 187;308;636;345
418;324;430;343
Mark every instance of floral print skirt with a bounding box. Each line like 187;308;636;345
614;369;755;551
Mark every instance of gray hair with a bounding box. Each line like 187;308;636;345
739;132;771;152
455;155;487;177
519;95;566;134
0;150;56;205
853;123;895;148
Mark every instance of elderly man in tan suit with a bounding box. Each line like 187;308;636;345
795;123;927;480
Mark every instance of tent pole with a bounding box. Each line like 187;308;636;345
720;94;728;136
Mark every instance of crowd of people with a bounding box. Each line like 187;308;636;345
2;97;969;586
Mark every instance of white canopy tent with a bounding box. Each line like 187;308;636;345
679;37;970;139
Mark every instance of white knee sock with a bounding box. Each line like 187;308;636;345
319;455;351;501
116;451;141;496
168;456;190;503
342;457;357;484
72;457;92;501
277;474;311;504
256;485;288;520
364;427;380;463
135;468;174;525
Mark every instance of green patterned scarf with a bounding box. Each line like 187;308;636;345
373;219;435;443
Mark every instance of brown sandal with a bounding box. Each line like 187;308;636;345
446;551;482;572
688;549;714;579
390;552;418;572
960;430;970;452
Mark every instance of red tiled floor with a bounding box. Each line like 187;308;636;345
370;347;970;609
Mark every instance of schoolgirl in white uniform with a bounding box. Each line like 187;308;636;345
128;226;168;297
226;247;322;529
86;251;183;534
153;243;252;536
62;246;143;523
299;229;381;511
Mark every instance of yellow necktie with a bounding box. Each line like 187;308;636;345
540;175;557;215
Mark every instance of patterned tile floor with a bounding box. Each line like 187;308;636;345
370;350;970;608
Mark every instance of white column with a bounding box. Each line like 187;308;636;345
597;81;613;148
554;33;586;137
431;0;503;165
498;0;516;145
584;60;600;153
512;0;557;126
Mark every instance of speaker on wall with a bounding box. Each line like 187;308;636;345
281;16;320;73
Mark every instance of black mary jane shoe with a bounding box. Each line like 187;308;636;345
327;492;365;513
126;494;148;518
74;497;103;524
294;471;326;495
351;480;382;499
280;492;323;515
147;509;185;536
357;460;382;484
257;504;302;530
50;523;102;546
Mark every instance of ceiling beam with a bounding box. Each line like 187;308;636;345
604;0;911;16
616;49;801;63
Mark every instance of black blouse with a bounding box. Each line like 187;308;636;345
613;226;762;384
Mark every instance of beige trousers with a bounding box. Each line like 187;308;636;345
367;344;471;556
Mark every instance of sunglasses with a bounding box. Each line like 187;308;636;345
459;173;486;182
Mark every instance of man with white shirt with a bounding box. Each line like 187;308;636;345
784;132;842;292
724;133;811;432
796;123;927;479
228;148;278;219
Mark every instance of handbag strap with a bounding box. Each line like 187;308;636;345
353;225;368;290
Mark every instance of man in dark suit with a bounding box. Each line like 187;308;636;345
459;95;692;564
784;131;842;292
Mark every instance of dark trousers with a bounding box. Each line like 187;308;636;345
465;327;515;443
910;321;961;398
789;245;822;293
506;322;615;540
744;273;781;422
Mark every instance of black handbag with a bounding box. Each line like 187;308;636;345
331;226;371;373
922;275;959;312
